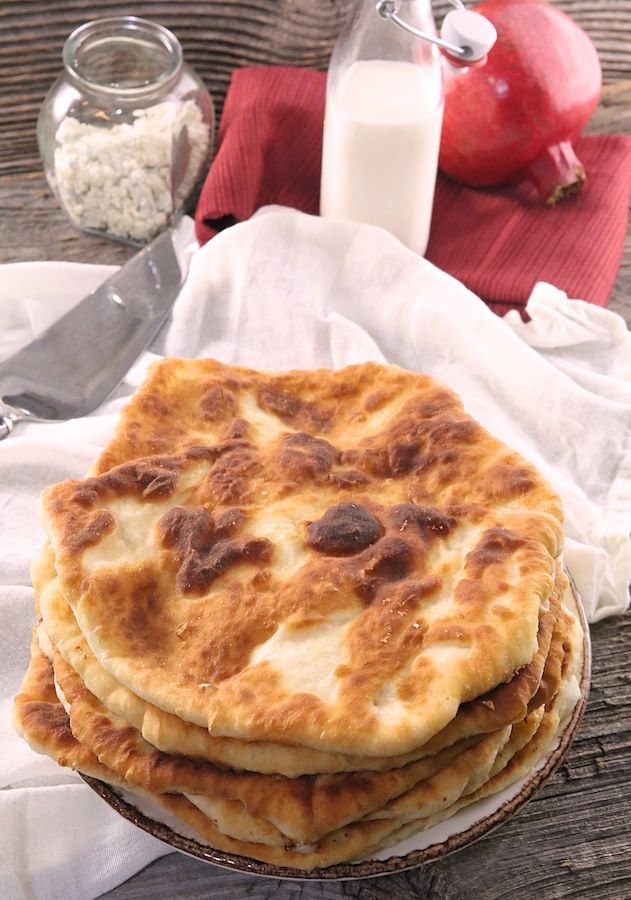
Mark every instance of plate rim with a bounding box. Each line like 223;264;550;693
80;574;591;881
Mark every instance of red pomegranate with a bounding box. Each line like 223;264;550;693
439;0;602;203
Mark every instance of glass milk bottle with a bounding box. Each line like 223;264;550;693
320;0;444;256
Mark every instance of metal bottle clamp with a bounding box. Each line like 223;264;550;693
376;0;497;65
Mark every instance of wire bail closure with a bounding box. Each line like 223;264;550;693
376;0;496;66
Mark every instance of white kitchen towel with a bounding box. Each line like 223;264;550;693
1;206;630;898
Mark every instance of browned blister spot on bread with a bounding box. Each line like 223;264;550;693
483;458;538;501
85;567;170;657
363;390;390;412
388;503;455;538
279;433;340;481
199;384;239;421
161;507;215;555
220;418;250;442
335;503;455;605
77;459;181;505
258;387;331;433
159;506;273;594
62;509;115;555
306;503;383;556
339;393;482;486
214;507;246;536
351;537;416;602
205;425;260;505
180;537;273;593
329;469;372;488
387;416;481;479
465;529;528;578
340;576;438;703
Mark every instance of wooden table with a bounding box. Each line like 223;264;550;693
1;3;630;898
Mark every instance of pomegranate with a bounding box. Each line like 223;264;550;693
439;0;602;203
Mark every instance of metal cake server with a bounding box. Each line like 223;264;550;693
0;223;192;440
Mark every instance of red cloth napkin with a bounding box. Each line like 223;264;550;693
195;66;631;316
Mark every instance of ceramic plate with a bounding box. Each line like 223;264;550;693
80;576;591;881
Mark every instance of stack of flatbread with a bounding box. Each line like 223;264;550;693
14;359;585;871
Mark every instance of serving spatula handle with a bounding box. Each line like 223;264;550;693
0;417;14;440
0;404;25;439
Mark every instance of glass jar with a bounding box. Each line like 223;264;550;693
320;0;444;256
38;16;214;245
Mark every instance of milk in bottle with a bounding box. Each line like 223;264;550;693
320;0;444;256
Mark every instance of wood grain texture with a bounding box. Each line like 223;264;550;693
0;3;630;898
0;0;630;175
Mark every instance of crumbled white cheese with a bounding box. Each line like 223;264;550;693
54;99;210;243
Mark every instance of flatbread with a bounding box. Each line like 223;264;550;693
155;670;577;871
39;546;562;776
52;648;496;844
14;587;583;872
10;637;513;866
13;630;115;783
42;568;562;845
45;573;572;847
361;589;585;858
40;359;563;757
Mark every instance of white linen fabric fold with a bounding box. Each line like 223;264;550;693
1;206;630;898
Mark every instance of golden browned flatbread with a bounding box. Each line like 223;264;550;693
53;648;501;844
14;565;583;871
13;630;114;783
7;637;513;868
175;726;511;850
39;360;563;758
39;548;561;776
155;659;579;870
16;358;587;872
363;600;584;859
